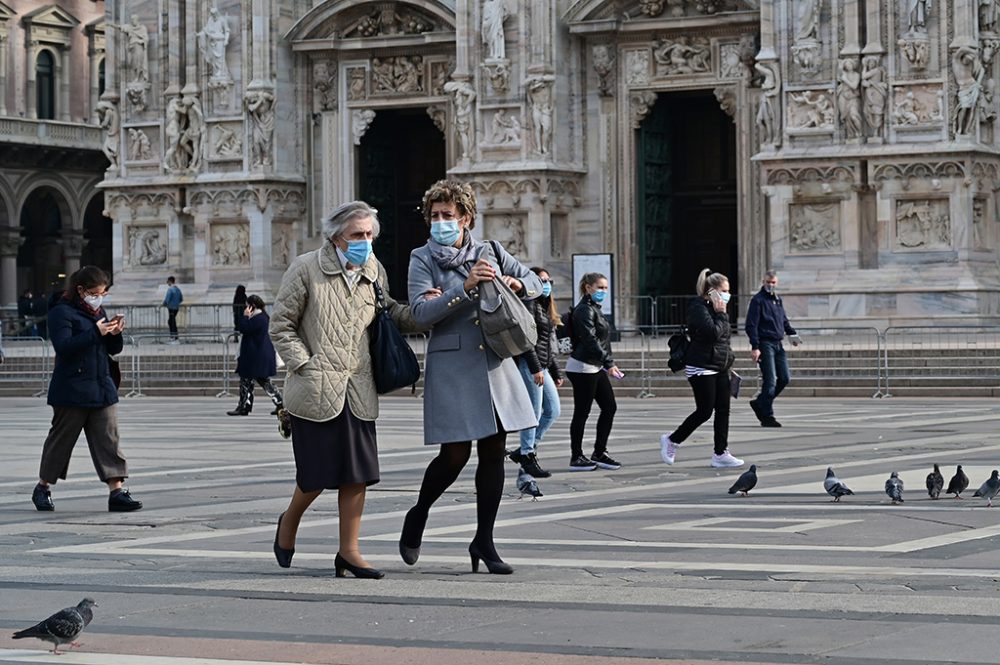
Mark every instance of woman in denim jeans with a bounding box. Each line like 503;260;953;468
509;267;564;478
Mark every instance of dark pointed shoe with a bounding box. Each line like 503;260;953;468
334;553;385;579
108;488;142;512
32;484;54;512
469;542;513;575
521;453;552;478
399;507;426;565
273;512;294;568
761;418;782;428
227;407;249;416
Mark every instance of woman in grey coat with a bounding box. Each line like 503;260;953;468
399;180;543;575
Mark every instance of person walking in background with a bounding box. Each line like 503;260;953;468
565;272;624;472
660;269;744;469
228;295;283;417
232;284;247;339
31;266;142;513
18;290;38;336
269;201;423;578
399;179;542;575
508;266;563;479
162;276;183;343
745;270;799;428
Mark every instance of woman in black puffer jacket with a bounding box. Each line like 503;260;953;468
564;272;624;472
660;269;744;469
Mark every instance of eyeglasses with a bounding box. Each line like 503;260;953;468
539;278;555;284
81;288;108;298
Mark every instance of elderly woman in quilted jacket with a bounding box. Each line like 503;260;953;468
269;201;427;579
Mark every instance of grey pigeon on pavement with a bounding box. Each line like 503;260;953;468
885;471;904;504
824;467;854;502
728;464;758;496
516;469;543;500
972;470;1000;507
12;598;96;654
946;465;969;499
926;464;944;499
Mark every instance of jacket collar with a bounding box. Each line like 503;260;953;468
318;241;378;283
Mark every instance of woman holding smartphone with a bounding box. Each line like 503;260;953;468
228;294;283;416
660;269;744;468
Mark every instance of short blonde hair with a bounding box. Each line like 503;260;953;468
421;180;477;229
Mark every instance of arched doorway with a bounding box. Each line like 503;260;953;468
18;187;70;296
81;193;112;280
358;108;445;298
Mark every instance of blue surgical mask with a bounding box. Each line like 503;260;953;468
430;221;461;246
591;291;607;304
541;282;552;297
720;292;731;304
344;239;372;267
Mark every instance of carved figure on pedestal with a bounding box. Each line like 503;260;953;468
527;76;554;156
792;0;823;75
109;15;149;84
952;45;984;136
482;0;507;61
862;56;888;138
127;128;153;161
754;61;781;146
796;0;820;41
907;0;929;32
246;88;275;166
163;96;184;172
198;6;231;87
95;98;119;170
180;88;205;172
444;80;476;159
213;125;242;159
488;109;521;145
981;0;1000;33
837;59;863;140
593;45;616;97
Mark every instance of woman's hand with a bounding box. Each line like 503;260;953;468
96;317;116;336
244;305;253;316
709;291;727;313
532;370;545;386
501;275;523;293
608;366;625;380
109;314;126;334
423;287;443;301
463;258;496;292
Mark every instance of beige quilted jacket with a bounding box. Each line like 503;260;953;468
269;243;420;422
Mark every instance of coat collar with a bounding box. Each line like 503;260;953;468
318;241;379;283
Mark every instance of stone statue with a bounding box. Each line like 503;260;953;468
482;0;508;61
313;60;336;111
95;98;120;170
213;124;242;158
653;37;711;75
527;76;554;155
198;6;231;86
180;88;205;172
592;45;615;97
444;80;476;159
861;56;888;139
836;59;863;139
246;88;276;166
351;109;376;145
127;128;153;161
981;0;1000;33
952;45;984;135
906;0;929;32
482;60;510;94
488;109;521;145
129;228;166;266
754;61;781;146
796;0;820;41
109;15;149;83
371;57;396;93
394;56;423;93
163;95;184;172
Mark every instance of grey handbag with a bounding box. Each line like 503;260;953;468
478;241;538;358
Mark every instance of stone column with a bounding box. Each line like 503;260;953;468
862;0;884;54
0;30;8;116
952;0;977;48
63;229;86;277
758;0;778;60
250;0;273;83
58;46;71;121
0;230;22;306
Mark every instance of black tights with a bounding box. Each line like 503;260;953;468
402;429;508;560
670;371;731;455
566;371;617;457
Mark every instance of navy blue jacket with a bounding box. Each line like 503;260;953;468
236;311;277;379
46;299;123;408
744;288;797;350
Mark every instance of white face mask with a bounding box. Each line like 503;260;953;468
83;294;104;309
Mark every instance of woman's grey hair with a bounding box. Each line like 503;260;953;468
322;201;381;241
696;268;729;297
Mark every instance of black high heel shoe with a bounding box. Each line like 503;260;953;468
334;553;385;579
398;507;425;566
273;512;294;568
469;542;513;575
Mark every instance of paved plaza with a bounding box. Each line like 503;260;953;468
1;394;1000;664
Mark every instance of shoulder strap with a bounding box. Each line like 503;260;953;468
371;281;387;312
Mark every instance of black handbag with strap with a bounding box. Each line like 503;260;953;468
368;281;421;394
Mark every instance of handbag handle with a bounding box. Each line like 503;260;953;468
371;281;387;312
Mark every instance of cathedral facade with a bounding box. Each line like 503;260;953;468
76;1;1000;324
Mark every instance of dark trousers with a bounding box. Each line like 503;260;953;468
237;376;283;412
756;341;790;418
38;405;128;483
670;371;731;455
167;309;179;339
566;370;617;457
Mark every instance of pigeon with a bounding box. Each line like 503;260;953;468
972;470;1000;507
926;464;944;499
946;465;969;499
516;469;543;500
12;598;96;654
885;471;904;504
728;464;758;496
824;467;854;502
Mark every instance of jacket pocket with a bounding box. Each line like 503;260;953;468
428;333;461;353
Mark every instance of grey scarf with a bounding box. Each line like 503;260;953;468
428;233;483;271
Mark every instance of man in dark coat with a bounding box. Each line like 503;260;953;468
745;270;799;427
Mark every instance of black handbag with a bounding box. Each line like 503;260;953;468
369;281;421;394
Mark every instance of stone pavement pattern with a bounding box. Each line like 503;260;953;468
1;395;1000;665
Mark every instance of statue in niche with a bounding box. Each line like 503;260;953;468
213;125;242;158
796;0;820;41
527;76;554;156
791;0;822;75
95;98;120;170
127;128;153;161
181;89;205;172
162;88;204;173
198;6;231;87
754;61;781;146
163;96;184;172
653;37;711;75
109;15;149;84
482;0;508;61
488;109;521;145
593;45;615;97
836;59;863;139
129;228;166;266
313;60;336;111
906;0;929;32
444;80;476;159
246;88;276;166
861;56;888;138
952;45;984;135
981;0;1000;33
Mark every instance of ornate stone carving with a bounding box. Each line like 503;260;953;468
861;56;888;139
164;88;204;174
486;109;521;145
714;87;736;119
371;56;424;94
973;197;987;248
482;60;510;95
127;127;153;161
482;0;507;60
905;0;929;32
125;84;148;112
719;43;744;79
486;214;526;257
789;202;841;252
109;15;148;84
349;6;434;37
198;6;231;90
666;0;686;16
95;96;120;170
653;37;711;76
347;67;367;100
899;1;931;73
527;76;554;155
872;161;965;190
212;124;242;159
982;0;1000;33
426;105;446;134
787;90;835;130
892;85;943;126
245;86;275;166
127;226;167;266
444;80;476;159
790;0;822;76
625;50;650;87
639;0;666;17
313;60;336;111
629;89;659;128
212;223;251;266
896;199;950;249
272;224;291;268
431;60;453;96
836;59;863;140
952;45;985;136
351;109;376;146
767;165;856;187
755;61;781;146
593;45;616;97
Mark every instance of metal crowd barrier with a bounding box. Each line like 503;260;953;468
790;327;884;398
123;332;230;398
612;327;653;398
0;336;51;396
881;326;1000;398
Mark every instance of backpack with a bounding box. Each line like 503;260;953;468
667;330;690;373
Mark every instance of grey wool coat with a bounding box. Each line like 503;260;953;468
408;239;544;445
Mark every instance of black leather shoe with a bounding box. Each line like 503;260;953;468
748;399;764;423
399;507;425;565
506;449;523;465
469;541;513;575
334;553;385;579
227;407;250;416
761;418;782;428
269;407;280;416
108;488;142;512
32;484;54;512
273;512;294;568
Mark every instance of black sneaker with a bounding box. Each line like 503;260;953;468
32;484;54;512
569;454;597;471
521;453;552;478
108;488;143;512
761;418;782;428
506;449;524;465
748;399;764;423
591;451;622;470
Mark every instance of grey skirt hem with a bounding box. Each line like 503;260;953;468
290;401;378;492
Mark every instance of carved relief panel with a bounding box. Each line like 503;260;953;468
788;202;842;253
786;90;835;131
126;225;168;267
482;107;523;148
897;0;937;74
208;122;244;162
485;214;527;258
891;83;944;128
124;126;157;164
625;50;651;87
370;56;425;95
652;37;711;77
211;222;251;267
894;199;951;250
271;222;293;268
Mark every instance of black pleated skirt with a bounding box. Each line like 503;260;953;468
289;401;379;491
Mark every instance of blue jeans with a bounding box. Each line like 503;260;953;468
756;340;789;418
517;357;561;455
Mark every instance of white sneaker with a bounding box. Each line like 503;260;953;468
660;434;678;465
711;449;744;468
